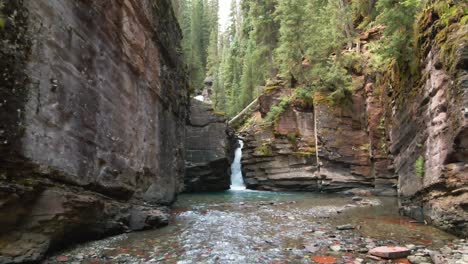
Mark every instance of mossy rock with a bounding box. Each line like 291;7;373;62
264;85;283;94
256;143;273;156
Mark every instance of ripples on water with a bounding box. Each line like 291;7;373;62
55;190;456;263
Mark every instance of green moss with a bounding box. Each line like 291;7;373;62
0;1;4;30
359;143;370;152
438;24;467;75
378;117;386;130
381;138;388;154
433;1;466;26
415;155;425;177
286;133;297;145
293;144;317;157
256;143;273;156
213;111;226;116
265;85;283;94
461;15;468;25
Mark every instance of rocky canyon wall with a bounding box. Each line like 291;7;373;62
240;76;396;195
388;5;467;237
239;2;467;236
185;99;236;192
0;0;188;262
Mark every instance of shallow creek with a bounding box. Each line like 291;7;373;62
45;191;460;264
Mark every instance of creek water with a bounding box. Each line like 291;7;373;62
46;144;460;263
49;191;456;263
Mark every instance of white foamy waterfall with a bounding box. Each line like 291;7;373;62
230;140;246;190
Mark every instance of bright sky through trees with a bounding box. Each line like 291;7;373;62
219;1;230;31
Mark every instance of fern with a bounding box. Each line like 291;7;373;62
415;155;425;178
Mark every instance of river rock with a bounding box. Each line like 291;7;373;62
184;99;236;192
337;224;355;230
369;246;411;259
330;245;342;252
407;254;433;264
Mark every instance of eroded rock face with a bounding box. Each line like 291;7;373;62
391;10;468;236
0;0;188;262
185;99;236;192
240;77;396;194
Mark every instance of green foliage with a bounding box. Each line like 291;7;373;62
415;155;425;178
176;0;219;93
265;96;291;123
274;0;309;79
340;52;364;74
176;0;433;119
433;1;466;26
351;0;378;28
0;1;4;30
374;0;421;67
292;85;315;109
328;86;352;106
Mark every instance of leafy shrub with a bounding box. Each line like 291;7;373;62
292;85;314;109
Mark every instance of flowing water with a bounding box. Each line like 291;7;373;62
46;143;460;264
48;192;457;264
230;140;246;191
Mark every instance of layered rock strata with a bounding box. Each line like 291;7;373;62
240;2;467;236
185;99;236;192
0;0;188;262
240;77;396;194
390;5;467;237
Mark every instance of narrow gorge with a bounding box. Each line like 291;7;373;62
0;0;466;263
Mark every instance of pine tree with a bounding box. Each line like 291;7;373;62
375;0;421;67
274;0;309;82
175;0;220;94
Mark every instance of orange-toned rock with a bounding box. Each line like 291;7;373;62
394;258;411;264
369;246;411;259
311;255;337;264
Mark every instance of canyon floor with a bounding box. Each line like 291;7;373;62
43;191;466;264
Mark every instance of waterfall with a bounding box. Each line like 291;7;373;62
230;140;246;190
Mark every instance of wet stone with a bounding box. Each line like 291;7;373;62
44;192;462;264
